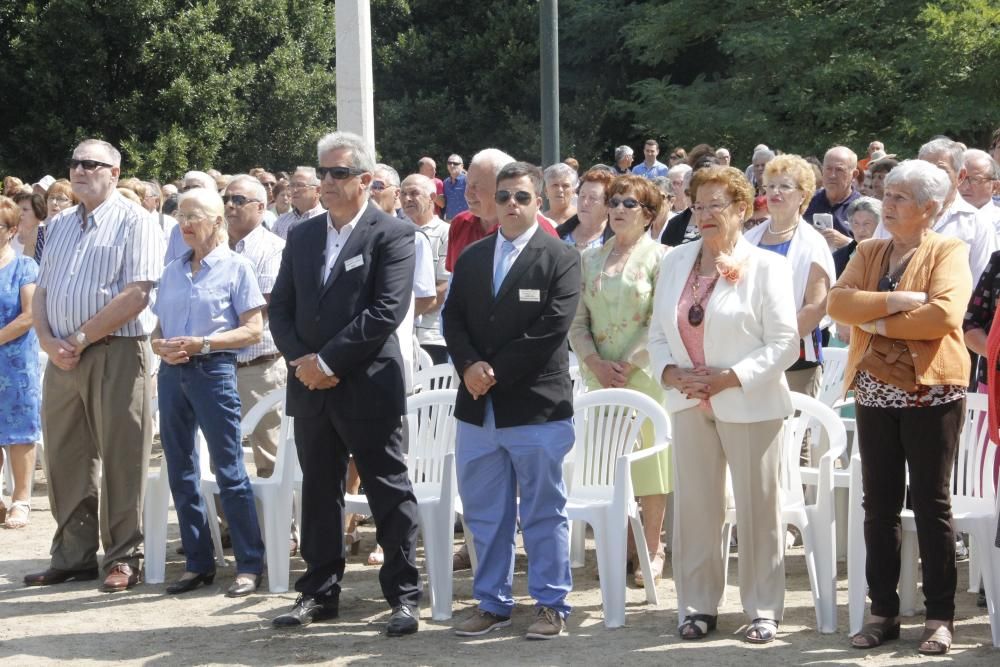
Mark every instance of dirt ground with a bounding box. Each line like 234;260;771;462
1;460;997;667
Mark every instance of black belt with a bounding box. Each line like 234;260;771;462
94;334;148;345
237;352;281;368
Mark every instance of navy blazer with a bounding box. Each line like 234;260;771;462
443;227;581;428
269;202;415;419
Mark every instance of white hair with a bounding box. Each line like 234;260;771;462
294;166;320;186
226;174;268;203
752;148;776;163
667;163;692;179
884;160;951;215
182;170;217;190
75;139;121;167
374;164;401;187
919;138;964;173
470;148;516;178
543;162;579;188
962;148;999;179
316;131;375;173
178;187;227;241
401;173;436;197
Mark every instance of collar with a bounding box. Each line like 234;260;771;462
187;242;231;269
498;221;538;250
328;202;367;232
233;223;265;252
79;190;124;228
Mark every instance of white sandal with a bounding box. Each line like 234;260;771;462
5;501;30;529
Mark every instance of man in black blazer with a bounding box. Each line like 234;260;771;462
444;162;581;639
268;131;422;636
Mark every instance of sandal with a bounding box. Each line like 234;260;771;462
851;616;900;649
367;545;384;566
918;621;953;655
745;618;778;644
633;550;665;587
678;614;717;640
4;501;30;529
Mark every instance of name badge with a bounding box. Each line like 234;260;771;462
344;254;364;271
519;289;541;302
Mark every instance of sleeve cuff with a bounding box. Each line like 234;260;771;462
316;355;334;377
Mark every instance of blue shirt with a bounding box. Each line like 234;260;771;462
153;244;265;344
631;161;669;179
443;173;469;220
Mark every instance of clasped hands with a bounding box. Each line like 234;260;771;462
663;365;740;400
151;336;202;365
43;333;84;371
463;361;496;400
586;356;633;389
857;290;927;335
290;353;340;390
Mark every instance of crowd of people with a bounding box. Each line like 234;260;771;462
2;128;1000;653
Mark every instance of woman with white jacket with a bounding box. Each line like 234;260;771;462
648;166;799;644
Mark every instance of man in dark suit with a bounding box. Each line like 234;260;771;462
268;131;422;636
444;161;581;639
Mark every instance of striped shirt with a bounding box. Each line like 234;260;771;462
231;224;285;363
39;191;165;339
272;203;326;240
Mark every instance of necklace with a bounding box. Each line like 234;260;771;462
687;252;719;327
766;218;796;236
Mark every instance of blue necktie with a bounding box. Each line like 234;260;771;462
493;240;516;296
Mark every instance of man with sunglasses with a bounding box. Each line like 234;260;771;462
269;131;422;636
444;161;581;639
272;167;325;240
443;154;469;221
25;139;164;593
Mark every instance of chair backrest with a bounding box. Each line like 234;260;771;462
782;392;849;506
239;386;296;484
405;389;458;487
416;347;434;373
952;393;999;503
818;346;850;407
570;388;670;499
412;363;458;393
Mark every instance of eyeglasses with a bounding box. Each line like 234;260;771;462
763;183;798;194
495;190;534;205
608;196;648;210
400;188;426;199
290;183;316;190
447;161;462;166
222;194;260;207
175;212;211;224
316;166;365;180
48;195;71;205
67;158;113;172
370;181;388;192
692;201;734;215
961;175;994;186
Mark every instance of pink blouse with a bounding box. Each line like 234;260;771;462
676;268;717;367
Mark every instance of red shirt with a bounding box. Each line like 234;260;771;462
434;177;445;216
445;211;558;272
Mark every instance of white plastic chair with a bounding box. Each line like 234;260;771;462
344;389;460;620
412;363;458;393
723;392;846;633
565;388;670;628
201;387;297;592
568;364;586;398
416;346;434;373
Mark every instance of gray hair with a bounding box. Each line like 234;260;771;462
293;166;321;186
543;162;578;188
448;153;463;164
401;173;436;197
846;196;883;223
374;163;401;187
651;176;674;196
182;170;217;191
884;160;951;214
316;131;376;173
143;181;161;198
918;138;964;173
178;187;227;241
962;148;1000;179
75;139;121;167
226;174;268;203
752;148;776;163
667;163;692;180
614;145;633;162
470;148;516;178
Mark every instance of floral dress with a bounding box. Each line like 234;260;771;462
0;255;41;445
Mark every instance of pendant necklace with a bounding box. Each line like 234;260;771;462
687;251;719;327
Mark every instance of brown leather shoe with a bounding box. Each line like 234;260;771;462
24;567;100;587
101;563;141;592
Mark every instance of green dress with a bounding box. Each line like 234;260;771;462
568;234;672;496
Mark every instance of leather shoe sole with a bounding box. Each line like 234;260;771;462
24;567;100;587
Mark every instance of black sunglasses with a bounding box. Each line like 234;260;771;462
222;194;260;207
67;158;114;172
608;196;647;210
316;166;365;180
495;190;534;205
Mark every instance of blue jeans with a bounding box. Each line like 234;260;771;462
456;399;574;617
159;353;264;575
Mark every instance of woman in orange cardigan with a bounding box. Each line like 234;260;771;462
828;160;972;656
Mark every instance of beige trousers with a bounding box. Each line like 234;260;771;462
235;357;286;478
42;338;153;574
671;407;785;622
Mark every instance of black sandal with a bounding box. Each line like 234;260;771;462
745;618;778;644
851;617;900;649
679;614;717;640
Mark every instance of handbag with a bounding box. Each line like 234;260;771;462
857;334;918;392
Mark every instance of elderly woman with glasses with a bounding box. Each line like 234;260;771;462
744;155;835;403
569;174;671;585
543;163;578;225
829;160;973;655
152;188;267;598
833;197;882;277
556;168;614;251
44;179;76;221
648;166;799;644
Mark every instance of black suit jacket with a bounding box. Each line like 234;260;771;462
443;227;581;428
269;202;415;419
661;208;694;246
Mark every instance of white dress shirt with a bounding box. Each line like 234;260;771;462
492;222;538;279
316;205;367;376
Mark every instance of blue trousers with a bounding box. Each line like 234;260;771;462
159;353;264;575
456;399;574;617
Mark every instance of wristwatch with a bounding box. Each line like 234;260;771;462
200;337;212;355
74;331;87;348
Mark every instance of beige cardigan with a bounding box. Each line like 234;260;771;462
827;232;973;395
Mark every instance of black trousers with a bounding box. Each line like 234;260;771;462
856;398;963;621
293;410;422;608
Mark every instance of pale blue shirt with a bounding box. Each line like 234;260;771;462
153;244;265;346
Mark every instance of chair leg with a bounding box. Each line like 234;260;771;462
142;477;171;584
592;515;626;629
629;513;659;606
422;505;455;621
203;490;228;569
570;519;586;569
847;459;867;636
972;523;1000;647
968;532;982;594
263;493;292;593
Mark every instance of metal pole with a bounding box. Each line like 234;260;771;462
540;0;559;167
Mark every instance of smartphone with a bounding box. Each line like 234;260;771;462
813;213;834;230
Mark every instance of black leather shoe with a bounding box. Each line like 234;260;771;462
24;567;100;587
225;573;260;598
165;570;216;594
272;595;339;627
386;604;419;636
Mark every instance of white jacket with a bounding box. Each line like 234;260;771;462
648;237;800;423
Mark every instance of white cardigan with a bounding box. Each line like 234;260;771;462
648;237;800;423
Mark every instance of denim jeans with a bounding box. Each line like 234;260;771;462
159;353;264;575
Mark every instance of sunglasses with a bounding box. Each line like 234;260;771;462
447;161;462;166
67;158;114;172
316;166;365;180
222;194;260;207
495;190;534;205
608;196;647;210
370;181;387;192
